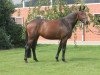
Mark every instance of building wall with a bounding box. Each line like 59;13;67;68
87;3;100;14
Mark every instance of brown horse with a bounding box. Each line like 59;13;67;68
24;6;89;63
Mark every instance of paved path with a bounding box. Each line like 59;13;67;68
38;40;100;45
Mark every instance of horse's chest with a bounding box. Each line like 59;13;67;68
59;26;73;39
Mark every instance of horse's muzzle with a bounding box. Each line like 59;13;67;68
82;20;89;25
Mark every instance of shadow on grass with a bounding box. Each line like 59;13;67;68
26;58;100;63
69;58;100;62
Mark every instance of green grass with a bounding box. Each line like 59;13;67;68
0;45;100;75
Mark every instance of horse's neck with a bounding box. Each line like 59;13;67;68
63;12;78;30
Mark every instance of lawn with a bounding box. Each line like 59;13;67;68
0;45;100;75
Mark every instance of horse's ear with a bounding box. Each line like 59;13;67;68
79;5;85;11
82;5;85;10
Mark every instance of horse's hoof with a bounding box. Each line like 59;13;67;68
24;58;28;63
34;59;39;62
62;59;66;62
25;60;28;63
56;59;59;62
56;60;59;62
55;57;59;62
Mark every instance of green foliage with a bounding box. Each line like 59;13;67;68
88;13;94;22
0;0;24;48
94;14;100;25
26;0;72;22
0;0;15;27
26;0;92;22
0;28;12;49
5;21;24;47
15;3;22;8
43;1;71;20
25;0;94;25
35;0;50;6
0;0;15;49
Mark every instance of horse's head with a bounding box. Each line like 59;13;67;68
77;6;89;25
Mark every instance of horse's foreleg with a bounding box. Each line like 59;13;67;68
55;40;62;61
61;39;67;62
62;44;66;62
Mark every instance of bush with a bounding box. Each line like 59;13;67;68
0;0;25;48
6;23;25;47
0;28;12;49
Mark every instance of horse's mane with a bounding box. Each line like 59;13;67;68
61;12;78;30
63;12;77;20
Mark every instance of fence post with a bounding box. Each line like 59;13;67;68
22;0;25;8
50;0;53;7
81;23;85;41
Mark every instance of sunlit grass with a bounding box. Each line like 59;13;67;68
0;45;100;75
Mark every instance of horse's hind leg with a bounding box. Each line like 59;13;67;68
32;36;39;62
24;40;33;63
32;41;38;62
24;44;31;63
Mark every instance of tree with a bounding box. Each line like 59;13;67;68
0;0;23;49
0;0;15;27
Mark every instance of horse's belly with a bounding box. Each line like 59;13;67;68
40;32;61;40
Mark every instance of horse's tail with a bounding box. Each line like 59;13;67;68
25;29;31;58
35;17;43;33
